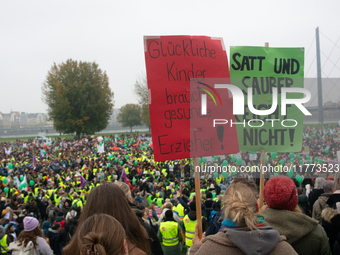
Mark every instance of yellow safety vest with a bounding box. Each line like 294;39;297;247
173;204;185;220
216;177;222;186
0;234;8;253
72;198;83;209
183;215;196;247
160;221;179;246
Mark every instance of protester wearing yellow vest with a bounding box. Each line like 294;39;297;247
0;226;9;254
182;201;207;247
72;193;83;210
157;210;182;255
173;203;185;220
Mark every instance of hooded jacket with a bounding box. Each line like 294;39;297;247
189;226;297;255
262;208;329;255
313;193;332;223
321;207;340;251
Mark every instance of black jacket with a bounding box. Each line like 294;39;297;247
47;229;60;255
57;222;75;248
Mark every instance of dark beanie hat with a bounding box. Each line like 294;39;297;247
165;210;173;219
206;192;212;199
264;177;298;211
189;201;196;211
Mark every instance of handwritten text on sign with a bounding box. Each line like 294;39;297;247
144;36;239;161
229;46;305;152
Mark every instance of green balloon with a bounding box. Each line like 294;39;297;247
222;160;228;166
23;183;27;188
251;151;256;154
20;177;24;182
280;159;285;165
290;158;294;163
287;169;294;178
213;156;218;161
8;164;13;170
120;161;123;165
307;160;311;164
134;160;138;165
95;148;97;151
232;169;237;175
2;179;7;185
30;180;34;186
325;148;329;153
108;163;111;167
236;158;242;166
307;155;310;160
202;157;207;163
271;152;277;159
296;174;303;183
299;160;303;164
231;156;236;162
56;148;59;151
318;159;322;164
289;152;294;159
109;155;113;160
115;158;118;162
213;172;218;178
297;155;301;159
199;158;202;164
222;172;228;178
18;185;23;191
274;173;279;176
4;187;8;194
314;157;318;162
125;155;129;159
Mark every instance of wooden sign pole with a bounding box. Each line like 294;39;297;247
259;42;269;208
259;151;266;207
194;157;202;238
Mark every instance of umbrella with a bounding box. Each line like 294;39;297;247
148;143;153;147
112;147;121;151
133;144;138;147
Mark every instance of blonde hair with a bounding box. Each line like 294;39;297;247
222;183;258;229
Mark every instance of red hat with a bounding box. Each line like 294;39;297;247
264;177;298;211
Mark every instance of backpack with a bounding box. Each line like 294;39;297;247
9;241;37;255
73;199;79;209
209;210;217;223
48;206;55;218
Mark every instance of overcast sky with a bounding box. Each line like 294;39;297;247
1;0;340;113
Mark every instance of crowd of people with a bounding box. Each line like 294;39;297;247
0;126;339;254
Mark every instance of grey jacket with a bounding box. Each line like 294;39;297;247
189;226;297;255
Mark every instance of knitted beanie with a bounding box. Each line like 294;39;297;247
264;177;298;211
23;217;39;232
165;210;173;219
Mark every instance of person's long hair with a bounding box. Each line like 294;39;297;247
16;227;43;247
63;183;150;255
221;183;258;229
78;214;125;255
